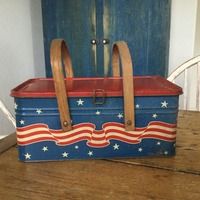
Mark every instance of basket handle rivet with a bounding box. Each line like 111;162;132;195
126;120;132;126
63;121;69;127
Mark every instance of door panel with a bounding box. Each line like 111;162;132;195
42;0;171;77
104;0;171;76
42;0;97;77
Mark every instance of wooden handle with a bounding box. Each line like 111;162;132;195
50;39;73;131
112;41;135;131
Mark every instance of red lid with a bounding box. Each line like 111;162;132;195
10;76;182;98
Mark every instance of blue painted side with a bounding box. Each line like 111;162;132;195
15;96;178;129
14;95;179;161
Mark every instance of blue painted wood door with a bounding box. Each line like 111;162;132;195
42;0;171;77
42;0;97;77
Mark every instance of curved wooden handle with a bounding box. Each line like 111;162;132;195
50;39;73;131
112;41;135;131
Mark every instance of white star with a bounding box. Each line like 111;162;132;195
117;113;123;119
42;146;48;152
20;120;25;125
96;110;101;115
77;99;84;106
161;101;168;108
138;147;143;152
157;141;161;145
164;151;168;155
135;104;140;109
88;151;93;156
173;143;176;148
62;152;69;158
113;144;120;150
36;109;42;114
75;145;79;149
24;153;31;160
14;103;18;109
152;113;158;119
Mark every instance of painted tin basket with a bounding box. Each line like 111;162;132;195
11;39;182;162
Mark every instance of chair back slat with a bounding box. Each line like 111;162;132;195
197;62;200;111
183;69;188;110
167;55;200;111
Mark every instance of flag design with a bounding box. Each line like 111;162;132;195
17;121;176;148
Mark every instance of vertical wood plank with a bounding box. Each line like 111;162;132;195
95;0;104;76
197;62;200;111
103;0;171;76
42;0;97;77
183;69;188;110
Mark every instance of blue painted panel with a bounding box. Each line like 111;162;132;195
42;0;171;77
15;96;179;129
42;0;97;77
104;0;171;76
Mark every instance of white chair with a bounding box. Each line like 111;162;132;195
167;55;200;111
0;100;16;128
0;99;16;153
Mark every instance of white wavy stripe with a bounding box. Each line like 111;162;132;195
17;127;51;136
91;133;105;138
17;126;94;136
17;132;92;143
106;131;176;140
50;132;92;143
104;125;175;133
88;139;110;144
17;133;55;142
51;127;94;137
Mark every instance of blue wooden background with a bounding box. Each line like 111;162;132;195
42;0;171;77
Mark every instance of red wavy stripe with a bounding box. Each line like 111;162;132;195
106;136;140;144
18;137;57;146
56;136;92;146
52;130;92;140
87;141;110;148
17;130;52;138
51;123;95;134
139;135;176;141
103;121;176;129
90;136;106;141
17;123;48;131
143;128;176;135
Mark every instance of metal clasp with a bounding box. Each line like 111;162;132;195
93;89;106;105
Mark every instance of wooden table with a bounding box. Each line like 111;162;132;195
0;111;200;200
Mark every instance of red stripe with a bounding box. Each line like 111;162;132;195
103;122;125;129
52;130;92;139
90;136;106;141
106;136;140;144
17;137;57;145
140;135;176;141
17;123;48;131
50;123;95;134
106;129;142;137
56;136;91;145
17;130;52;138
87;141;110;148
143;128;176;135
148;121;176;128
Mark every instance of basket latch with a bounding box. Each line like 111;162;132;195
93;89;106;105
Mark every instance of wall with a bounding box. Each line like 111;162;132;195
0;0;45;137
168;0;200;110
194;0;200;55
